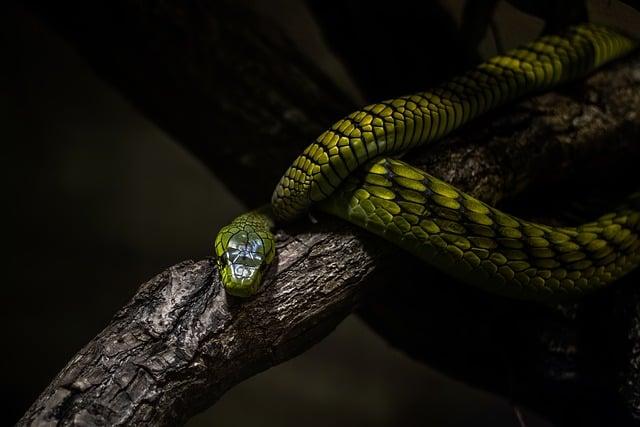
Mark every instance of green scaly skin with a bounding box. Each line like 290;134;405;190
215;23;640;300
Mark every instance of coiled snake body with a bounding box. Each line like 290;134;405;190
215;23;640;300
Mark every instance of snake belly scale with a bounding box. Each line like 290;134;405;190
214;23;640;300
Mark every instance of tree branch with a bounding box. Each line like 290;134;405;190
20;1;640;425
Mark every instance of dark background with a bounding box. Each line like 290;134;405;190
3;1;640;425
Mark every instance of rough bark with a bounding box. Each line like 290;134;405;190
20;1;640;425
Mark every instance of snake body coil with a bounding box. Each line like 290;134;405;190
215;23;640;299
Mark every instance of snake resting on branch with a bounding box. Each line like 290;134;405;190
214;23;640;301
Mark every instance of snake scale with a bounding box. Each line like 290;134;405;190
214;23;640;300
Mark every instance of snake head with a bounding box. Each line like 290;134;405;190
214;214;275;298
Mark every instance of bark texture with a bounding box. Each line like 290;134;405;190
20;1;640;425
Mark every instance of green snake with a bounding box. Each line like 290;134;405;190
214;23;640;301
